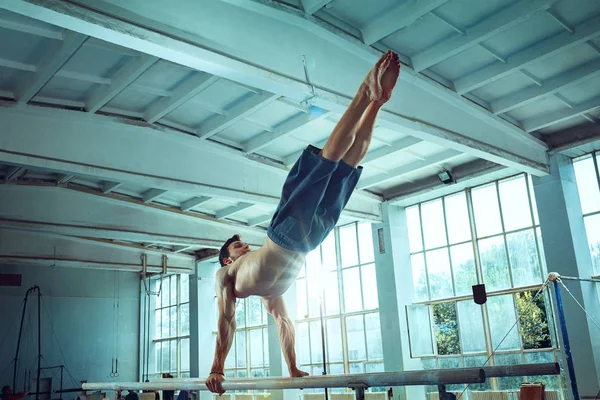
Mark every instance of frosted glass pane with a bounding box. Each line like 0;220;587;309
236;298;246;328
310;320;323;363
327;318;343;362
411;253;428;301
421;199;447;249
340;224;359;267
585;214;600;275
406;305;434;356
324;271;340;315
479;235;511;290
450;243;478;296
358;222;375;264
444;192;471;244
487;295;521;350
426;248;454;298
250;329;263;367
343;267;363;312
573;156;600;214
499;175;532;231
236;330;246;367
180;274;189;303
345;315;366;361
296;322;310;365
321;231;337;270
365;313;383;360
296;279;308;319
507;229;542;286
181;338;190;371
361;263;379;310
457;300;486;352
472;183;502;237
406;206;423;253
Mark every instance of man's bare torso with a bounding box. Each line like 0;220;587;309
217;236;307;299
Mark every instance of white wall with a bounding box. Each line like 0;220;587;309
0;264;140;398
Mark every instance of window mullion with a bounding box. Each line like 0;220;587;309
496;181;516;289
418;203;432;300
593;152;600;195
525;175;547;281
441;196;457;297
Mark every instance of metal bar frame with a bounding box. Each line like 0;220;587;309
83;363;560;392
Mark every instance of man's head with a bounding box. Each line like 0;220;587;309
219;234;251;266
2;386;12;396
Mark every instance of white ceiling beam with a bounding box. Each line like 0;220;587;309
300;0;332;15
454;14;600;94
85;54;158;113
412;0;555;72
142;188;167;203
357;149;461;189
491;60;600;115
4;166;26;181
0;184;268;246
361;0;449;45
522;96;600;132
0;14;62;39
102;181;122;194
144;73;220;123
198;91;279;139
216;202;254;219
360;137;423;164
248;215;272;227
0;227;195;273
180;196;211;212
15;32;87;103
218;0;549;154
4;0;549;175
244;108;330;154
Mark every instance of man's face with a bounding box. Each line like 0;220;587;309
224;240;251;264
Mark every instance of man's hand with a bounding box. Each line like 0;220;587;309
206;373;226;395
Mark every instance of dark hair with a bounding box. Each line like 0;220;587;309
219;234;241;267
2;386;11;396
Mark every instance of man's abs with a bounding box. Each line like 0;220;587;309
231;237;306;298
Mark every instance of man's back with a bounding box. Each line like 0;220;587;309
220;236;306;299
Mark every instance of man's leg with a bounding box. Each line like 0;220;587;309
342;52;400;168
262;296;308;377
320;51;392;162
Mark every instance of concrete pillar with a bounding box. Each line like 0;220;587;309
372;203;424;400
532;154;600;398
191;261;219;400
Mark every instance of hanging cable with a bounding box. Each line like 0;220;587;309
456;278;551;400
556;278;600;332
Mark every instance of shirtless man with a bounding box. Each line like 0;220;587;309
206;51;401;394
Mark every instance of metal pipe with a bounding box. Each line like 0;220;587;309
13;287;33;389
36;289;41;400
482;363;559;377
85;368;486;391
553;281;580;400
556;275;600;283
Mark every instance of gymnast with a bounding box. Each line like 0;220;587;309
206;51;401;395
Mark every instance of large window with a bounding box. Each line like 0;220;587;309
573;151;600;277
152;274;191;378
406;175;560;393
223;297;270;379
295;222;383;392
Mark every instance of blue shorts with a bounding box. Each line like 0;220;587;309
267;145;363;252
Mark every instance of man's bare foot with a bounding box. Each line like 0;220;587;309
290;368;309;378
376;51;401;105
362;51;391;102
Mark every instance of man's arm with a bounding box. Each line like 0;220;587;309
206;274;236;394
262;296;308;378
